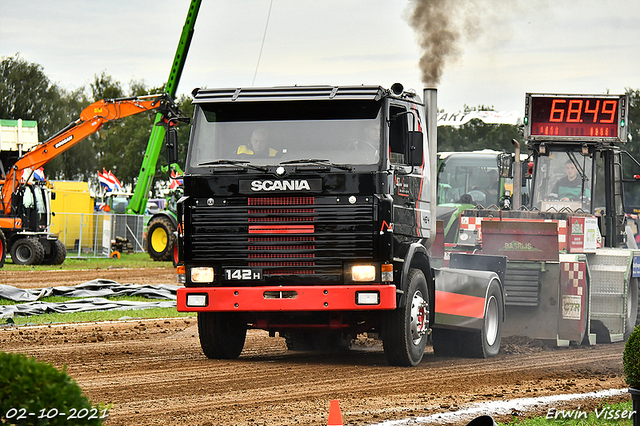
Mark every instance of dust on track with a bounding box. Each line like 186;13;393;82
0;268;632;426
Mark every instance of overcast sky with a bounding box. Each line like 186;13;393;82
1;0;639;114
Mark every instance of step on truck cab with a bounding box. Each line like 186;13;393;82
175;85;506;366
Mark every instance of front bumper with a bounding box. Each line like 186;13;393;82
177;285;397;312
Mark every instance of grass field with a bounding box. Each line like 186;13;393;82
2;252;173;271
498;400;634;425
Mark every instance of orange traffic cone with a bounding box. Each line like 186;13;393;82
327;399;344;426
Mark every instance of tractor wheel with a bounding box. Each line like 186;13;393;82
146;216;176;262
463;279;503;358
381;268;429;366
0;231;6;268
637;277;640;327
626;277;639;333
197;312;247;359
11;238;45;265
42;239;67;265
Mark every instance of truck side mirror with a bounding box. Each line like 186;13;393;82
166;127;179;165
408;131;424;166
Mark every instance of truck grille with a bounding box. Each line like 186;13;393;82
189;196;374;282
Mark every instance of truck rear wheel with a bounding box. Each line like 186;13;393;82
382;268;429;366
285;332;350;352
11;238;45;265
42;239;67;265
197;312;247;359
146;216;176;262
432;328;461;357
464;279;503;358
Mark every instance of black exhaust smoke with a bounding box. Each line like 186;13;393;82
407;0;529;85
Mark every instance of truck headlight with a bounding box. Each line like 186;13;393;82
190;267;214;283
351;265;376;282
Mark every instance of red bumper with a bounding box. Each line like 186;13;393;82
177;285;397;312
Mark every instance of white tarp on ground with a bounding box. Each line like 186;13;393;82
0;280;178;319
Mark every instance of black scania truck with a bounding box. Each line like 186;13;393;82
174;84;505;366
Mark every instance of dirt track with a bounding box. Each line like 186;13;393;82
0;268;633;426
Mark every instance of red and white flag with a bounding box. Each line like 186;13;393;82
98;168;123;192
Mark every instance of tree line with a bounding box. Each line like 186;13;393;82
1;53;639;195
0;54;192;194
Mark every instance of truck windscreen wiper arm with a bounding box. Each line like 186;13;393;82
197;159;269;172
279;159;352;171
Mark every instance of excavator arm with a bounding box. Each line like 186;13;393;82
0;93;181;215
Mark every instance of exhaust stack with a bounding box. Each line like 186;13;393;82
424;87;438;244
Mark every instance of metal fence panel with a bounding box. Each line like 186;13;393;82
51;212;149;258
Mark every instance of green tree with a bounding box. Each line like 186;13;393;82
438;118;522;153
0;54;94;180
0;53;64;137
0;56;189;196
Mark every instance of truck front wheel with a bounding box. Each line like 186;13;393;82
197;312;247;359
382;268;429;366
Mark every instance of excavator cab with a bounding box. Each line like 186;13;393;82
13;183;50;232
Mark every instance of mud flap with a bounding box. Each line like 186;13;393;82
557;259;588;344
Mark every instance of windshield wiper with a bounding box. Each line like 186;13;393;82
279;159;352;171
197;159;269;172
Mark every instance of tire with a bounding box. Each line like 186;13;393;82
146;216;176;262
432;328;462;357
10;238;45;265
625;277;639;335
0;231;6;268
463;279;503;358
285;332;350;352
381;268;429;366
42;239;67;265
197;312;247;359
637;278;640;327
284;332;315;351
172;243;179;268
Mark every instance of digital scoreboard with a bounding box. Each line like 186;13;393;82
524;93;628;142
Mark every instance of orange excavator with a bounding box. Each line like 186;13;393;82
0;93;182;266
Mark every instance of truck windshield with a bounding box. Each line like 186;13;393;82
532;149;593;212
186;100;382;169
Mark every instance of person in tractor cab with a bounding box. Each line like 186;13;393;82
550;160;589;201
237;128;278;157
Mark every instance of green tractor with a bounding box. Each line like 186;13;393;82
437;150;527;244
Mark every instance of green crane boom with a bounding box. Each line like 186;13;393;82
126;0;201;215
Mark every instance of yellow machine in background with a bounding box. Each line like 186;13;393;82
49;181;95;252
